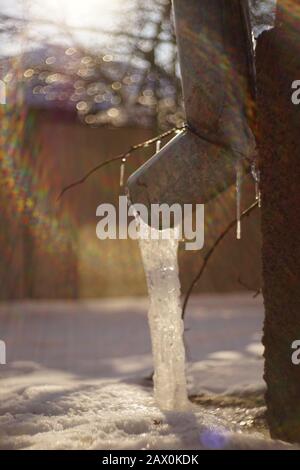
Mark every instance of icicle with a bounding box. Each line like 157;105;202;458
138;218;189;411
119;157;127;187
156;139;161;153
236;160;243;240
251;161;261;208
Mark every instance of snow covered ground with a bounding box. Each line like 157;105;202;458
0;294;295;450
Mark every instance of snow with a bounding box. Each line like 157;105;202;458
249;0;277;38
138;222;188;411
0;295;296;450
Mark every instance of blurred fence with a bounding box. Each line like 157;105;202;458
0;108;262;299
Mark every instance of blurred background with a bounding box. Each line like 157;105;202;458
0;0;262;300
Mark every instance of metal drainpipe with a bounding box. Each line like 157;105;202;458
126;0;256;224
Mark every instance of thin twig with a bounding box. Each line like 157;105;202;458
182;200;259;319
238;276;261;298
57;125;185;200
252;289;262;299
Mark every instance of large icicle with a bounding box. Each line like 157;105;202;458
138;219;189;411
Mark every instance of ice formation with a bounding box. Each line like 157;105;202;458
251;161;261;208
236;160;243;240
138;218;189;411
119;157;127;187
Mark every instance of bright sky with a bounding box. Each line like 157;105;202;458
29;0;126;29
0;0;133;56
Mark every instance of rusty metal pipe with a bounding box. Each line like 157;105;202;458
126;0;256;218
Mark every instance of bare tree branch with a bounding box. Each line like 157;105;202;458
182;200;259;319
57;124;185;200
238;276;261;298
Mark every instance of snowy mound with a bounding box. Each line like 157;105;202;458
0;296;296;450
